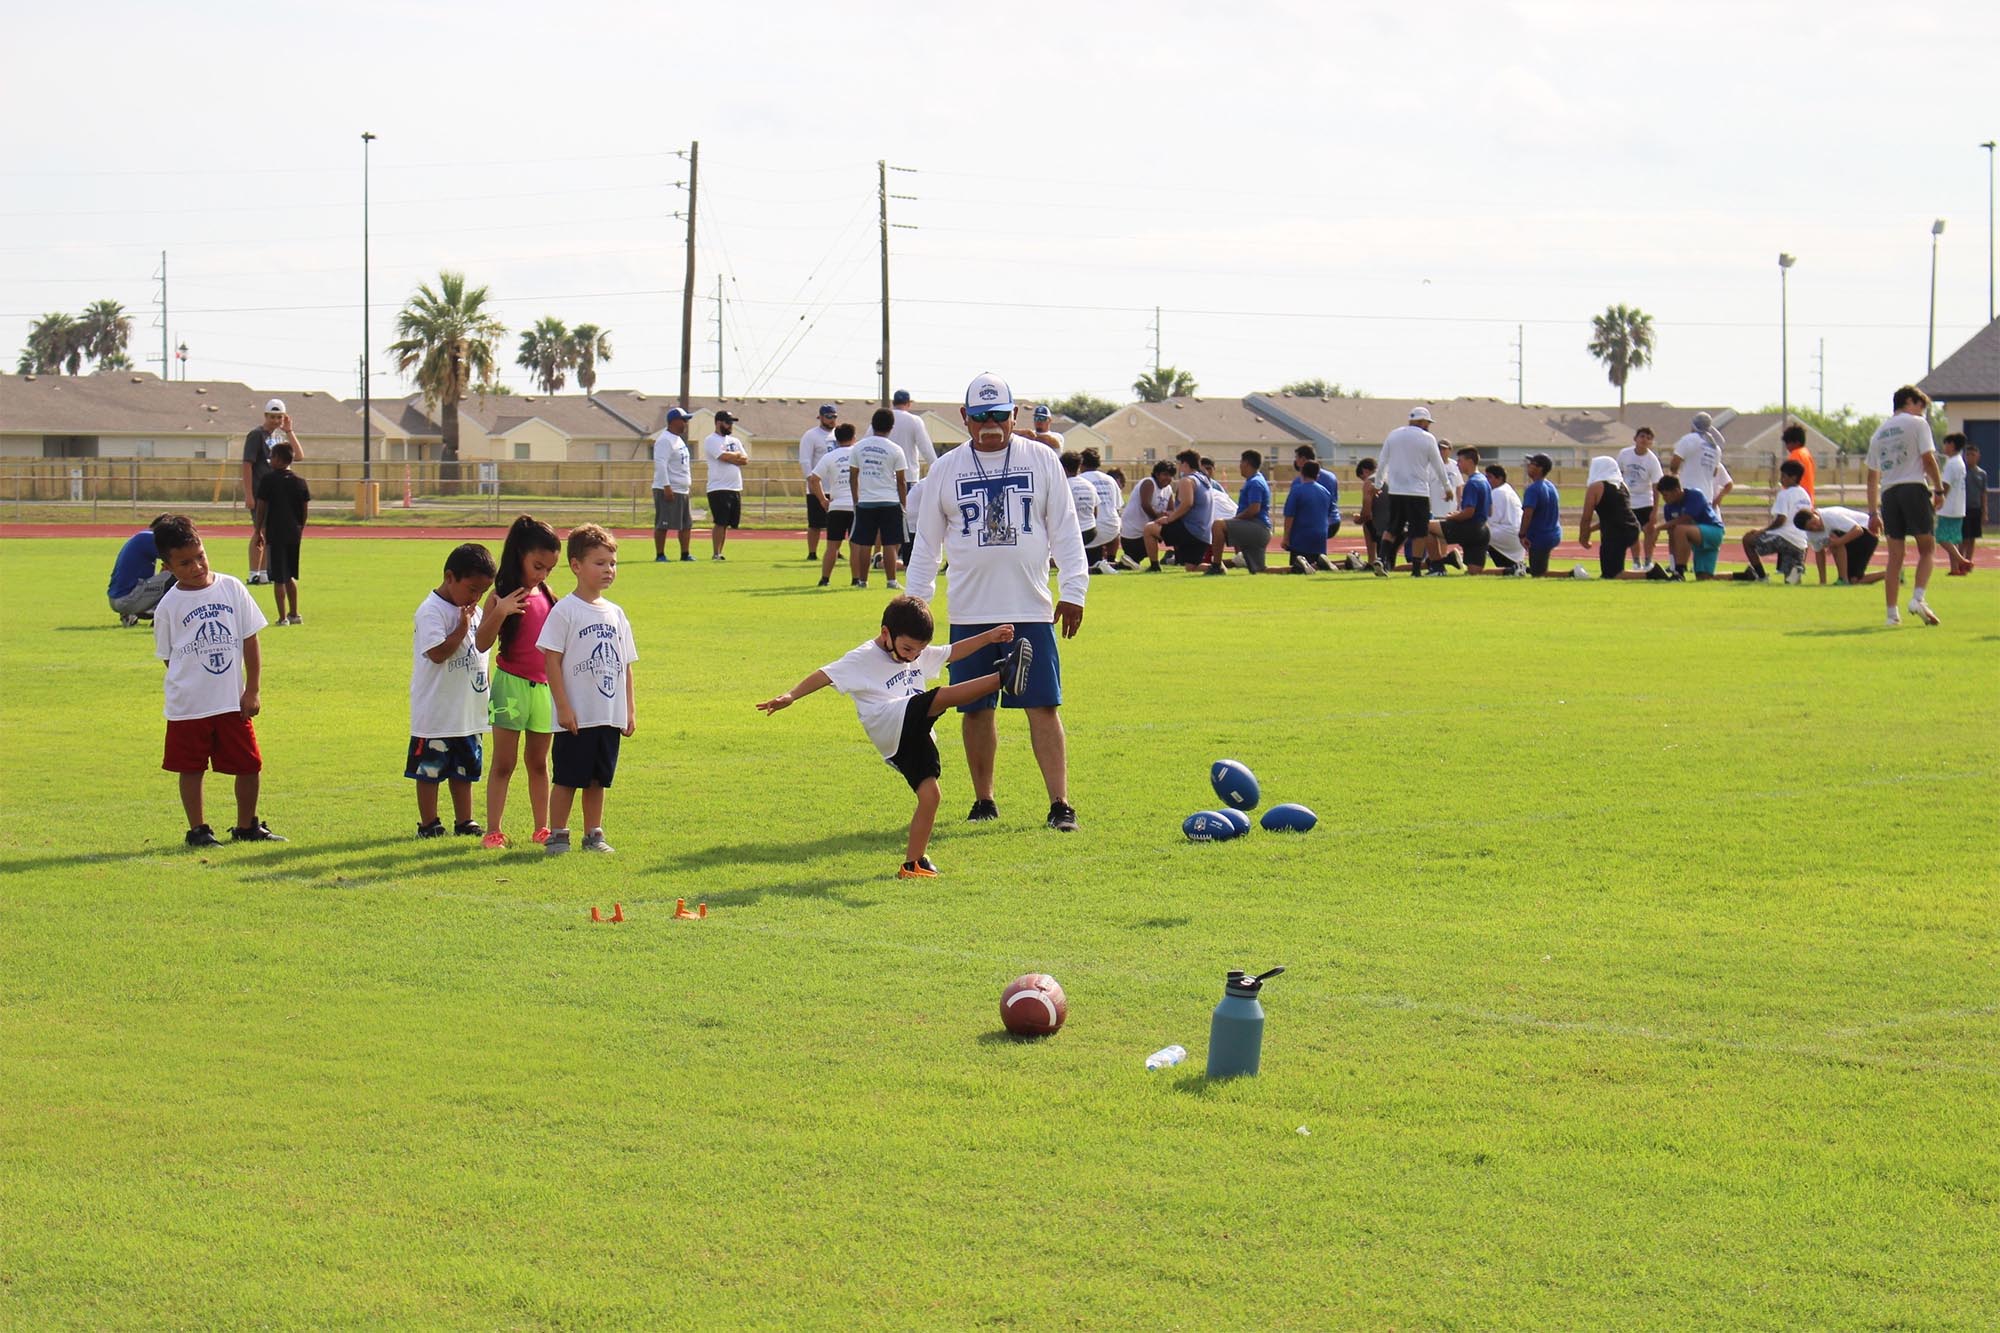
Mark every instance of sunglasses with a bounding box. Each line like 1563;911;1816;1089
967;408;1013;423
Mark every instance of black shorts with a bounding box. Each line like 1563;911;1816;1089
1121;536;1150;562
805;490;828;529
1383;494;1431;544
1837;531;1879;580
851;504;905;546
1161;517;1208;563
1963;503;1983;539
1438;517;1489;565
824;509;853;542
1079;526;1099;550
1527;542;1554;577
265;535;302;584
887;689;942;792
1879;483;1932;540
707;490;743;529
551;724;622;790
1632;505;1656;527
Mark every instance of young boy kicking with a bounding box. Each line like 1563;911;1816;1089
755;595;1030;879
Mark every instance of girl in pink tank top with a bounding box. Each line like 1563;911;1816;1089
478;516;564;847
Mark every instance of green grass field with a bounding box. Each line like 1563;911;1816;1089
2;537;1996;1330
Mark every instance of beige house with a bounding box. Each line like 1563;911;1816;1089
1543;403;1839;468
1;372;362;459
1094;397;1309;465
1249;394;1581;466
1919;318;1998;518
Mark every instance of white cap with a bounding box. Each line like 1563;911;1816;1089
1409;406;1433;423
265;398;286;413
963;372;1014;414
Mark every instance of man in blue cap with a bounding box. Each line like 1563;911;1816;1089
800;403;839;562
651;407;695;562
888;389;937;481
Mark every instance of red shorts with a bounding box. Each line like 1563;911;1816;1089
163;712;263;775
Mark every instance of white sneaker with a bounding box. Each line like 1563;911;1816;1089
1885;608;1902;627
1090;559;1120;575
1784;566;1803;585
1908;599;1939;626
1570;565;1593;580
246;571;270;585
1114;553;1141;571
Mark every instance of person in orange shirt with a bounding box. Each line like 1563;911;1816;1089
1783;424;1817;498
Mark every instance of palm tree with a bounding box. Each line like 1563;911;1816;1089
516;317;571;395
389;271;507;471
1132;365;1197;402
78;299;133;371
19;312;84;375
568;323;612;395
1587;304;1656;415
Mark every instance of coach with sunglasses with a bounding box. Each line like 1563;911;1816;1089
906;373;1089;833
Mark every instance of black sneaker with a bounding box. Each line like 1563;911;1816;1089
1444;551;1464;570
1046;800;1079;833
967;798;999;822
1730;569;1759;582
1645;564;1670;582
998;637;1035;695
417;820;446;839
185;824;221;848
453;819;483;837
1666;569;1687;582
230;820;286;842
817;577;830;587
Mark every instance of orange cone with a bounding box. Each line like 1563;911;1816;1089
611;903;624;923
590;906;602;923
674;898;697;920
697;902;708;919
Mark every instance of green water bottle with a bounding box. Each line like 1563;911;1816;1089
1205;965;1285;1078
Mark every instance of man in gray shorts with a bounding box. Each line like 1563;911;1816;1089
651;408;695;562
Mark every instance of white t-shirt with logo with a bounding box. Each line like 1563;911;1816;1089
1618;446;1664;510
535;594;638;731
1939;453;1967;518
799;424;836;479
155;573;267;721
1673;432;1723;500
813;444;856;511
1866;413;1936;491
1067;476;1098;533
1487;483;1527;559
1085;470;1121;526
1768;485;1813;550
703;432;746;492
905;437;1089;624
410;592;491;738
652;431;692;491
822;640;950;760
851;436;908;506
888;409;937;479
1806;506;1869;550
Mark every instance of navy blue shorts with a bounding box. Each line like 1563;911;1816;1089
851;504;905;547
551;724;622;789
405;734;483;784
949;620;1061;712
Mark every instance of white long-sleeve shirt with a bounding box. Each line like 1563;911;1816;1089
1378;425;1459;498
906;438;1088;624
798;424;836;478
888;409;937;479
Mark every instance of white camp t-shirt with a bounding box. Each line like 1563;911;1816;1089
1673;432;1723;500
1618;447;1664;510
1806;506;1870;551
410;592;491;738
850;436;908;506
535;594;638;731
1487;483;1527;558
155;573;268;721
1866;413;1936;491
822;640;951;760
1939;453;1968;518
1768;485;1813;550
888;409;936;479
652;431;692;491
813;444;856;511
799;424;836;479
702;432;746;492
1378;425;1456;497
1085;470;1121;526
1208;477;1238;522
1426;455;1457;513
905;436;1089;624
1067;476;1099;533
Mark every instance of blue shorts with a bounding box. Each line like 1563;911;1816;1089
949;620;1061;711
1692;522;1724;576
405;734;483;784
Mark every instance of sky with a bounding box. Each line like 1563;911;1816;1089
5;0;1997;417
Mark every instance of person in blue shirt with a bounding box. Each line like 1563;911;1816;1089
1282;460;1335;572
1517;453;1563;577
1290;446;1343;538
107;514;174;626
1434;446;1493;572
1652;474;1725;581
1210;450;1273;574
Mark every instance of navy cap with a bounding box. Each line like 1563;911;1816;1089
818;403;837;416
892;389;912;405
1033;405;1052;421
665;408;692;423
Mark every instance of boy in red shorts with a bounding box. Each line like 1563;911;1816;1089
152;515;283;847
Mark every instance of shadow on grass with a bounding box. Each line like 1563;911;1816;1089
741;585;846;598
660;828;930;875
1784;627;1882;638
1132;916;1192;929
700;875;882;910
975;1028;1057;1046
56;624;127;633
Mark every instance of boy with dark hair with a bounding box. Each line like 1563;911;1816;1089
1483;463;1529;575
409;543;497;839
1518;453;1562;577
1782;423;1817;498
1146;450;1214;568
1734;458;1812;582
1282;460;1335;572
1652;475;1724;581
810;422;858;589
1963;441;1985;561
1215;449;1271;574
1353;458;1385;573
849;408;910;590
1936;433;1973;576
1079;447;1122;572
253;442;311;625
152;515;282;846
1119;460;1176;570
1794;505;1882;585
1437;446;1491;572
1864;384;1943;626
756;596;1030;879
1060;450;1101;569
537;524;638;854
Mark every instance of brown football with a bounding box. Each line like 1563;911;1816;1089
1000;973;1068;1036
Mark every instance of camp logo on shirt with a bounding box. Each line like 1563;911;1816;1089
1874;427;1910;474
569;622;623;700
955;474;1036;547
190;616;236;675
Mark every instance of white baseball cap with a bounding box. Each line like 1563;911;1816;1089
1409;406;1433;423
963;372;1014;414
265;398;286;413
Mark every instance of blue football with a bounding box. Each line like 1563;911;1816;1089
1260;803;1318;833
1219;808;1252;837
1210;759;1261;810
1182;811;1235;842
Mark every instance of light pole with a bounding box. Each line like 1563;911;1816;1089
1778;253;1795;425
175;340;187;381
1981;141;1994;323
362;131;376;487
1927;219;1945;373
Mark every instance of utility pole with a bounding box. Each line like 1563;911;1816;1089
1778;253;1796;425
361;131;376;481
1152;307;1162;374
1928;219;1946;373
152;251;168;381
1509;323;1524;405
1982;141;1995;323
679;140;699;409
1812;338;1825;416
713;273;724;400
879;160;891;405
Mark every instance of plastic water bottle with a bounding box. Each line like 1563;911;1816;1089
1145;1044;1187;1071
1206;966;1285;1079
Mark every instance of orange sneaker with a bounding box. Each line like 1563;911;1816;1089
480;831;508;850
531;827;552;845
897;857;939;879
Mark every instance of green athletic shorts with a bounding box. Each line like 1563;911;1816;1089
1935;515;1964;545
489;667;554;733
1693;522;1725;576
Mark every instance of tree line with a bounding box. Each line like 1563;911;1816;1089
16;301;136;375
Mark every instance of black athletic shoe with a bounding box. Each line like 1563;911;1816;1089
1046;801;1079;833
967;799;999;823
1444;551;1464;569
230;820;286;842
453;819;483;837
1645;564;1671;582
998;637;1035;696
1730;569;1760;582
417;820;447;839
185;824;221;848
1666;569;1687;582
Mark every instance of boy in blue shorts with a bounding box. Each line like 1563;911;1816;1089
756;595;1030;879
1653;475;1724;581
409;543;496;838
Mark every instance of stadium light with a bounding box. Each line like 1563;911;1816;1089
1928;219;1946;373
1983;142;1995;322
1778;254;1796;425
362;131;377;486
